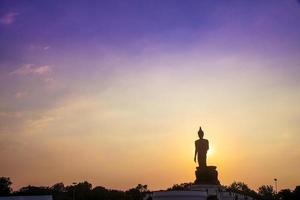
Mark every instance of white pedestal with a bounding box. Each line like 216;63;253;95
190;184;222;192
151;185;255;200
152;191;208;200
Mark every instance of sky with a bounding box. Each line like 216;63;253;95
0;0;300;191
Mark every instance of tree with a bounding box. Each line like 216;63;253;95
167;183;192;191
65;181;92;200
293;186;300;200
135;184;149;194
89;186;108;200
125;184;149;200
18;185;51;195
51;182;67;200
278;189;293;200
227;181;258;198
108;189;126;200
0;177;12;196
51;182;65;194
258;185;276;200
228;181;250;192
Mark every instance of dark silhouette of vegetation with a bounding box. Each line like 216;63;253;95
226;181;258;199
258;185;275;200
125;184;149;200
293;186;300;200
0;177;299;200
167;182;193;191
0;177;150;200
65;181;92;200
0;177;12;196
278;189;293;200
18;185;51;196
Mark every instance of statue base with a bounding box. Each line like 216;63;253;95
190;184;221;191
194;166;220;185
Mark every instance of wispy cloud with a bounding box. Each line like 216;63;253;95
15;91;28;99
0;111;23;118
11;64;51;76
29;44;51;51
0;12;19;25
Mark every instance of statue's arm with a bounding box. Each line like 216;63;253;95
194;141;197;162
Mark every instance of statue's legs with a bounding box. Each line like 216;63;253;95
198;155;207;168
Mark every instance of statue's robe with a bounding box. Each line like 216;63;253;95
195;139;209;168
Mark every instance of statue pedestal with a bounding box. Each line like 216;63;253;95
152;191;209;200
151;190;248;200
194;166;220;185
190;184;221;192
151;166;253;200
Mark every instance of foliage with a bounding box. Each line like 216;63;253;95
167;182;192;191
258;185;276;200
293;186;300;200
1;176;300;200
278;189;293;200
226;181;258;198
0;177;12;196
51;182;65;194
65;181;92;200
18;185;51;196
125;184;149;200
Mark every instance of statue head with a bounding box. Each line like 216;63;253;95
198;127;204;138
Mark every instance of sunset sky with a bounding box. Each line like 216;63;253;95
1;0;300;191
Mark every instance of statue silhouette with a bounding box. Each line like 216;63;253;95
194;127;209;168
193;126;220;185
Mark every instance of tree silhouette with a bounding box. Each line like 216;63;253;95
228;181;250;192
125;184;149;200
18;185;51;196
278;189;293;200
66;181;92;200
258;185;276;200
0;177;12;196
89;186;108;200
51;183;65;194
50;183;67;200
293;186;300;200
167;183;193;191
227;181;258;198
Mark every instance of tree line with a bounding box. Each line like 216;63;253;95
0;177;149;200
167;181;300;200
1;177;300;200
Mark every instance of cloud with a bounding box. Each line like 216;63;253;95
29;44;51;51
43;77;59;89
0;111;23;118
11;64;51;76
15;91;28;99
0;12;19;25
